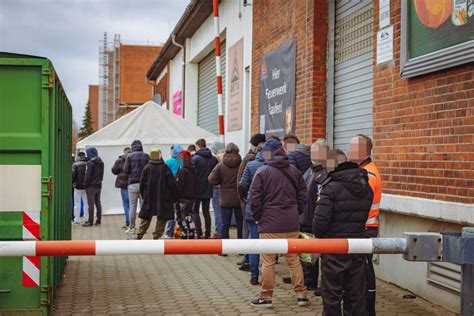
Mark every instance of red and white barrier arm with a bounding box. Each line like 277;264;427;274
0;238;407;257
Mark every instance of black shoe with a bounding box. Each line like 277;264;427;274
305;284;317;291
239;263;250;271
250;277;259;285
297;297;309;306
314;288;321;296
218;254;228;257
94;222;101;226
282;277;292;284
237;258;247;265
250;298;272;308
82;222;93;227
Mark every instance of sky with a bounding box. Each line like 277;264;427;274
0;0;189;124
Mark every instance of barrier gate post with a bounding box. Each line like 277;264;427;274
442;227;474;316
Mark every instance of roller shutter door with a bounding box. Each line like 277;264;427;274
334;0;373;150
198;41;226;135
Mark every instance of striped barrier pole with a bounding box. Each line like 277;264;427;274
0;238;407;257
213;0;225;143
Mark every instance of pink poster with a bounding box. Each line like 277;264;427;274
172;90;182;116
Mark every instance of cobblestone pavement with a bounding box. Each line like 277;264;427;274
53;215;455;315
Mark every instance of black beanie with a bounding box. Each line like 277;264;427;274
250;133;266;147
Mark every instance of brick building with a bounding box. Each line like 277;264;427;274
98;33;161;128
87;84;99;132
252;0;473;313
251;0;328;144
119;45;162;108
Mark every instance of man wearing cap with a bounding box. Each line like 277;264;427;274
136;148;178;240
249;139;308;308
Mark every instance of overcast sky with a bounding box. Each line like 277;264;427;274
0;0;189;124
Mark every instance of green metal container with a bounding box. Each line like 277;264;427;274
0;52;72;315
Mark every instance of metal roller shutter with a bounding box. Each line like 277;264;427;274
334;0;373;151
198;41;226;135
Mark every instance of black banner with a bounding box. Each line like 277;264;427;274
259;38;296;137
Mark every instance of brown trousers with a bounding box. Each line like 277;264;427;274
260;232;307;300
137;216;167;239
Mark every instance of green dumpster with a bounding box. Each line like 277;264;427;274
0;52;72;314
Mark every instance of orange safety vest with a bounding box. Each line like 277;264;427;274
362;159;382;228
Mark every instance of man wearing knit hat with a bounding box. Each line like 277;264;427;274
236;133;266;267
249;139;308;307
136;148;178;240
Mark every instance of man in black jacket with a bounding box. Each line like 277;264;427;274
192;138;218;238
124;140;149;234
111;147;131;229
72;151;88;225
313;149;373;315
83;147;104;226
136;148;178;240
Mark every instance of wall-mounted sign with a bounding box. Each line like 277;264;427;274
227;38;244;131
377;25;394;64
172;90;182;116
258;38;296;137
379;0;391;29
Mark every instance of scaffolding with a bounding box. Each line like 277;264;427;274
98;32;109;129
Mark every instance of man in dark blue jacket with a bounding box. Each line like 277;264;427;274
283;134;312;174
192;138;218;238
239;144;265;285
83;147;104;226
124;140;149;234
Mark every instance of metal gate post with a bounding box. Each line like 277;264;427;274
460;228;474;316
442;227;474;316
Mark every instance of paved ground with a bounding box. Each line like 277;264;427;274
53;215;455;315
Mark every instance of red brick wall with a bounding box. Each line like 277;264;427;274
373;1;474;204
154;65;169;108
251;0;328;144
88;85;99;132
120;45;162;105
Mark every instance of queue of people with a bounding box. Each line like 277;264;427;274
72;132;381;314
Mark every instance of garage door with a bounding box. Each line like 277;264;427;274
198;41;226;135
334;0;373;150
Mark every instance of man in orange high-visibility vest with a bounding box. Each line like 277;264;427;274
349;134;382;316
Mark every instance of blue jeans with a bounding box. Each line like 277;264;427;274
212;187;222;236
221;207;243;239
165;203;178;237
247;220;260;278
120;188;130;226
165;219;175;237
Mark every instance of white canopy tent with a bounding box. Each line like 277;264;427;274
76;101;218;214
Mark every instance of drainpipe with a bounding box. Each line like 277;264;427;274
172;34;186;118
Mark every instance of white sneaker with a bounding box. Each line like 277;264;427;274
124;227;131;234
126;228;135;234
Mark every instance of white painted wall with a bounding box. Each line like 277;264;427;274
168;49;184;116
182;0;253;153
376;211;463;313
